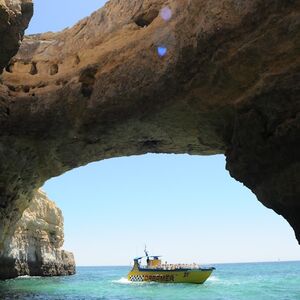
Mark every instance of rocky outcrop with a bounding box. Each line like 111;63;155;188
0;0;299;278
0;189;75;279
226;70;300;242
0;0;33;72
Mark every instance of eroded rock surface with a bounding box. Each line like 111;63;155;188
0;189;75;279
0;0;299;279
0;0;33;72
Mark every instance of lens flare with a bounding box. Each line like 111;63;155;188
160;7;172;22
157;47;167;57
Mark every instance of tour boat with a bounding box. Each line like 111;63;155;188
128;248;215;284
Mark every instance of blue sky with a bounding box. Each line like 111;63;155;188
43;155;300;266
27;0;108;34
28;1;300;266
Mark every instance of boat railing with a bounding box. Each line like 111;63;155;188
140;263;202;270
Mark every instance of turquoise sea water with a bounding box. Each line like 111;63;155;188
0;261;299;300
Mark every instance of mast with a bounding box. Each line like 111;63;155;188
144;245;150;267
144;245;149;258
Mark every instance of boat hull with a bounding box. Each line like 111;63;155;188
128;268;214;284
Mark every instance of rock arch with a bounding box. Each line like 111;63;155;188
0;0;299;278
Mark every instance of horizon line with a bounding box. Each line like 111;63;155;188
76;259;300;267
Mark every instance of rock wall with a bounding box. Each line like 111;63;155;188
0;0;299;279
0;189;75;279
0;0;33;72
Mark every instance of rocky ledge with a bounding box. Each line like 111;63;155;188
0;189;75;280
0;0;299;280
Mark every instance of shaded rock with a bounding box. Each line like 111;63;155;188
226;71;300;241
0;0;33;72
0;0;299;278
0;189;75;279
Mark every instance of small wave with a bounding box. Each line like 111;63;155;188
113;277;153;285
207;275;220;282
207;276;243;286
113;277;133;284
17;275;41;279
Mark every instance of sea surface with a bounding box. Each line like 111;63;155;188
0;261;299;300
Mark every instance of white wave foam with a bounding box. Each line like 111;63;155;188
113;277;133;284
113;277;153;285
207;275;220;282
17;275;41;279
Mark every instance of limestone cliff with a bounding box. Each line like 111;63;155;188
0;0;33;72
0;189;75;279
0;0;299;280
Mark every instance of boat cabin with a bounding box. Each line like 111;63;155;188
147;256;161;268
133;255;162;270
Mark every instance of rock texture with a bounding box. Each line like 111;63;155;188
0;0;299;278
0;189;75;279
0;0;33;72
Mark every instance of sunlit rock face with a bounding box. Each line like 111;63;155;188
0;0;33;72
0;0;299;278
0;190;75;279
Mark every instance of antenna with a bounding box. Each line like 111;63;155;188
144;244;149;257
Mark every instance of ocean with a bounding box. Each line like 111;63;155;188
0;261;299;300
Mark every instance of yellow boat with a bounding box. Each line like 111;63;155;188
128;249;215;284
